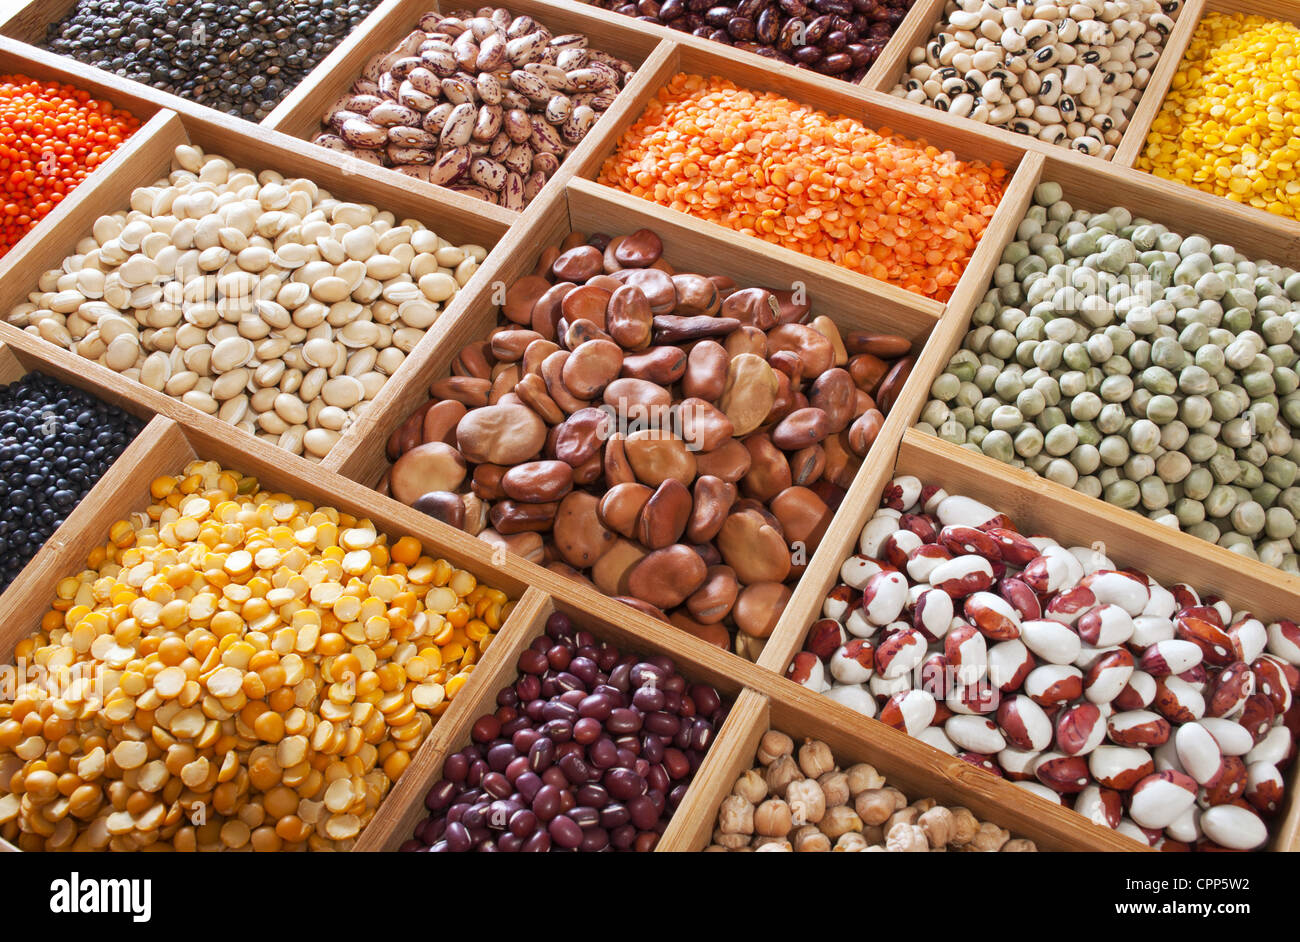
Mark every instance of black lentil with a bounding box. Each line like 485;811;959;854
0;373;143;592
41;0;383;122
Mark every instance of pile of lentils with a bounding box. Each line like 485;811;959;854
919;182;1300;570
41;0;383;121
0;373;143;592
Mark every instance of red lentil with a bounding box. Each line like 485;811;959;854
0;75;139;258
597;74;1010;301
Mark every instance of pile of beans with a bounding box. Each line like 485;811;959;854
889;0;1181;157
314;8;635;211
921;184;1300;569
1136;12;1300;220
6;144;489;462
0;373;143;593
381;226;914;660
0;459;513;851
43;0;382;121
596;74;1008;301
402;610;728;851
589;0;914;83
709;730;1036;850
792;474;1300;850
0;76;139;258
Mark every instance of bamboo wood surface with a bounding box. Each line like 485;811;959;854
0;0;1296;853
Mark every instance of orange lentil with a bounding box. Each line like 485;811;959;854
0;75;139;259
597;74;1009;302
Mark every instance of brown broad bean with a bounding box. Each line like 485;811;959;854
552;491;615;567
620;345;687;384
490;328;544;361
671;273;720;316
652;314;740;344
611;267;676;314
686;475;737;544
562;318;615;353
411;490;466;529
875;356;914;414
686;564;740;624
501;460;574;503
531;282;575;340
421;400;467;446
503;274;550;325
625;543;708;609
430;375;491;407
769;486;832;549
598;481;653;538
471;463;509;500
716;510;791;585
606;284;654;351
522;338;560;376
637;478;692;549
845;331;911;358
741;433;792;502
677;397;735;454
670;611;731;649
694;438;752;482
561;339;623;399
603;432;635;486
551;245;604;282
733;582;792;639
614;595;671;622
848;353;889;396
478;528;545;563
591;538;648;596
767;324;833;380
453;342;492;380
541;351;591;414
624;429;696;487
770;407;829;451
789;444;826;487
725;325;768;360
489;499;558;534
560;285;612;328
553;406;610;468
613;227;663;267
721;287;780;330
603;377;670;414
456;401;547;465
682;340;729;401
848;409;884;458
807;368;855;434
389;442;468;504
719;353;778;436
515;371;566;424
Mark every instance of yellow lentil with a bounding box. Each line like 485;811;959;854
1137;12;1300;219
0;459;514;852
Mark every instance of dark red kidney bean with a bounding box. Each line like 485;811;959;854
515;772;542;802
644;711;681;737
547;645;572;671
664;748;691;779
509;809;538;838
559;752;591;783
605;767;645;800
471;715;501;743
577;783;610;808
532;784;562;820
505;756;530;782
642;736;664;764
548;814;584;849
498;833;523;852
578;693;613;720
627;795;659;830
580;827;610;852
467;759;488;786
487;744;515;772
512;728;542;754
646;764;670;794
528;737;555;772
633;686;665;712
610;824;637;849
541;701;576;723
517;649;548;675
570;656;599;686
425;779;457;811
573;717;603;744
445;821;472;852
540;718;572;742
691;683;722;716
522;830;552;853
589;737;619;768
570;806;601;829
601;803;631;829
669;783;690;808
554;671;585;693
607;708;644;733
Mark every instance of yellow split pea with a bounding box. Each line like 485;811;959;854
1138;12;1300;219
0;460;514;852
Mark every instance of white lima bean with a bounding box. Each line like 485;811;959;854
920;180;1300;570
5;144;491;461
890;0;1182;158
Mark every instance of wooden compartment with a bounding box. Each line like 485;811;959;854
0;102;513;473
0;408;544;852
857;0;1208;169
679;687;1142;850
564;33;1032;310
365;587;765;850
0;0;395;126
261;0;669;223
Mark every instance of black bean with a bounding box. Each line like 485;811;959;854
0;373;141;593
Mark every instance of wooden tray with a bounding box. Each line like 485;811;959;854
0;0;1297;853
